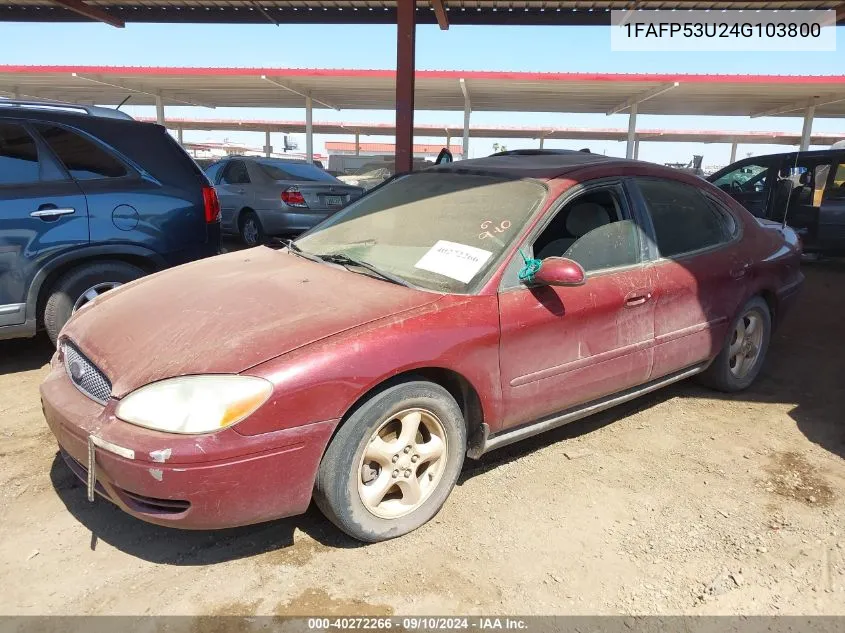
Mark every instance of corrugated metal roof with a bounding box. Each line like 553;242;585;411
2;65;844;118
141;116;845;145
2;2;842;26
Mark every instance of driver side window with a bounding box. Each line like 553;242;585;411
712;164;769;193
531;186;642;274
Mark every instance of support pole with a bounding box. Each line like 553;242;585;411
460;78;471;160
354;132;360;156
445;133;451;150
729;142;738;164
155;94;165;125
264;131;271;157
395;0;416;173
539;137;545;149
177;127;183;146
800;103;815;151
634;139;640;159
626;103;637;160
305;95;313;164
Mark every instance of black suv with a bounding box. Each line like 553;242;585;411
708;149;845;256
0;99;221;344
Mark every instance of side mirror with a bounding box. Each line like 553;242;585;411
435;148;453;165
532;257;586;287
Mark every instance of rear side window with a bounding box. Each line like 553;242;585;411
35;124;127;180
221;161;250;185
0;122;40;185
637;178;733;258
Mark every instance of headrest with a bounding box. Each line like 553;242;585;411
566;202;611;237
799;171;812;185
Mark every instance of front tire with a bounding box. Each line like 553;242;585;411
700;296;771;393
43;261;145;346
314;381;467;543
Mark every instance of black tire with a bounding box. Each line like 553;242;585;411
314;380;467;543
699;296;771;393
239;210;265;247
43;261;145;346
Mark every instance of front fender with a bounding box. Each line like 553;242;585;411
236;294;504;436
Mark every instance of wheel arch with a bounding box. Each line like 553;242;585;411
236;206;256;230
328;367;485;458
28;246;165;327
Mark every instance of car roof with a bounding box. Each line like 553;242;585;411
727;148;845;164
430;152;663;180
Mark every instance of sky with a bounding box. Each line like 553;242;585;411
0;21;842;166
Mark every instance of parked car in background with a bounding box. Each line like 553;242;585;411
338;159;432;190
205;156;364;246
43;152;802;543
0;99;221;344
709;149;845;256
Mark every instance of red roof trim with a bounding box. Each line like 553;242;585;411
2;65;845;85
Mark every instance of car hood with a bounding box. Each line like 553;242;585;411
61;248;442;398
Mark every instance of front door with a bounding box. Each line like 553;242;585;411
498;182;655;430
710;160;774;218
817;160;845;254
0;120;88;327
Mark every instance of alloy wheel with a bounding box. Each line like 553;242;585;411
357;408;448;519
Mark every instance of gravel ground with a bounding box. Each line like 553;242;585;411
0;261;843;617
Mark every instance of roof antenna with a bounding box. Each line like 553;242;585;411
116;95;131;111
781;150;800;230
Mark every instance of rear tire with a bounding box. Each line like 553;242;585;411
699;296;771;393
239;211;265;247
43;261;145;346
314;380;467;543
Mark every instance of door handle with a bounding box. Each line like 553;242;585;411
624;291;652;307
30;207;75;219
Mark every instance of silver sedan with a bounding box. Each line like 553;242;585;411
205;157;365;246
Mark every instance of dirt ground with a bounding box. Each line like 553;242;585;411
1;261;844;617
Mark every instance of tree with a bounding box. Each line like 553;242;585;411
492;142;508;153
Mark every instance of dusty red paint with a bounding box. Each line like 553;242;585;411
41;160;803;530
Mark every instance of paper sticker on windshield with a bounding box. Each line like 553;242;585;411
414;240;493;284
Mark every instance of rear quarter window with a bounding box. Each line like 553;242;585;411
35;124;127;180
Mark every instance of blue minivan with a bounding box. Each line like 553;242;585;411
0;100;221;344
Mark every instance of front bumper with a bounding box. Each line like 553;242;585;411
40;363;338;530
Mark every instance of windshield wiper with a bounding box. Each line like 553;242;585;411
284;239;322;263
316;253;412;288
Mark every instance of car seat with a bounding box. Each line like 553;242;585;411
536;202;611;259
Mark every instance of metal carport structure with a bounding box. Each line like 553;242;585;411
1;1;844;169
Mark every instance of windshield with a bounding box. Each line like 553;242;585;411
257;159;338;182
295;172;547;293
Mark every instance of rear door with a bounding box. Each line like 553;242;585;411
631;177;747;380
217;160;253;232
0;120;88;327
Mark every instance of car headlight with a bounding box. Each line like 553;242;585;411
115;375;273;434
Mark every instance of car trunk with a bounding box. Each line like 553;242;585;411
283;182;364;212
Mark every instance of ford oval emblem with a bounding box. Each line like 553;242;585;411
69;360;86;382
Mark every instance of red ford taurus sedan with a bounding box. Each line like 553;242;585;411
41;152;804;542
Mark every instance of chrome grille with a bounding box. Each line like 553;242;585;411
63;343;112;404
